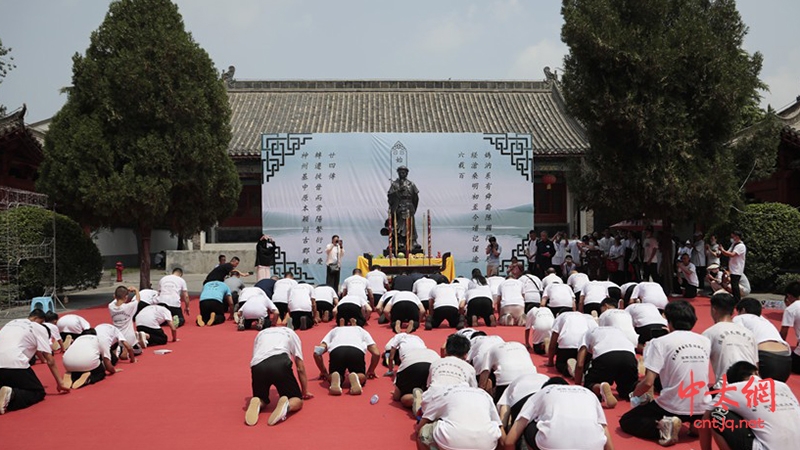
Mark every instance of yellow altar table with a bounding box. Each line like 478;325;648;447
356;254;455;281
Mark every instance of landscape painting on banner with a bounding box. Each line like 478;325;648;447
261;133;534;282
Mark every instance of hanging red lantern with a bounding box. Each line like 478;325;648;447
542;173;557;190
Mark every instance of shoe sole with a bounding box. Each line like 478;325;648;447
660;417;681;446
600;382;617;409
412;387;423;416
349;373;362;395
329;372;342;396
0;386;11;414
245;397;261;426
138;332;148;349
268;396;289;426
72;372;91;389
567;358;577;378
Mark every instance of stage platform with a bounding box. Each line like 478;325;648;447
356;253;454;280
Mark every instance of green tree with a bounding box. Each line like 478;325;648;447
0;38;16;116
0;207;102;298
561;0;765;287
38;0;240;289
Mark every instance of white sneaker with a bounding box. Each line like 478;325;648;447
329;372;342;396
411;388;423;416
567;358;577;378
657;416;681;446
245;397;261;426
0;386;12;414
349;372;362;395
138;331;148;349
268;396;290;426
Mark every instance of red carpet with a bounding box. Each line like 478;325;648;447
1;295;797;450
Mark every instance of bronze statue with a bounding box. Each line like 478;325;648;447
387;166;419;253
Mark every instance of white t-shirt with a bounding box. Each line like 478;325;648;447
496;372;549;408
376;290;397;309
95;323;126;350
733;313;788;347
468;335;505;374
288;284;315;312
581;281;618;305
57;314;91;334
707;377;800;450
240;288;278;320
272;278;298;303
413;277;438;301
702;321;758;386
430;284;460;309
158;274;187;308
392;290;422;307
109;300;139;344
466;285;493;302
551;312;598;349
138;289;160;305
135;305;173;329
486;341;537;386
487;276;505;297
384;332;426;356
643;237;659;263
619;282;638;298
677;262;699;287
427;356;478;388
366;270;388;294
518;385;607;450
728;241;747;275
397;348;439;373
625;303;668;328
525;307;555;344
499;279;524;307
338;294;368;309
0;319;52;369
631;282;668;309
542;283;575;309
342;275;370;300
321;326;375;353
519;274;543;303
422;385;502;450
451;283;467;302
567;272;590;294
782;301;800;355
44;323;59;342
541;273;563;290
250;327;303;367
580;326;635;358
597;309;638;345
645;330;712;415
63;335;105;372
313;285;338;305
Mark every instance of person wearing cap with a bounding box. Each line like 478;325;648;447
718;231;746;302
705;263;723;293
387;165;419;253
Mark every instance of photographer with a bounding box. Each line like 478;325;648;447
255;235;277;281
325;235;344;290
485;236;502;277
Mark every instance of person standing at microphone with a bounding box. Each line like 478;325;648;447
325;235;344;291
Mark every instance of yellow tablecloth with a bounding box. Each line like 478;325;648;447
356;256;455;281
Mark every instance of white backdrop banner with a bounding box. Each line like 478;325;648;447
261;133;534;282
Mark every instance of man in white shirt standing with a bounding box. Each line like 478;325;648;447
0;310;71;414
779;280;800;375
718;230;746;302
324;234;344;290
524;230;538;275
643;228;660;285
158;267;190;327
246;327;312;426
702;292;758;388
620;301;711;447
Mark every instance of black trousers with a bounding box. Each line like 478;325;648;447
390;301;420;324
555;348;578;378
137;325;168;346
709;407;754;450
466;297;494;325
71;362;106;386
696;266;706;290
326;266;341;290
161;304;185;327
792;353;800;374
0;367;46;411
730;274;742;302
251;354;302;405
643;263;659;284
199;300;226;325
620;401;701;440
336;303;365;327
582;351;638;399
681;280;698;299
431;306;460;328
289;311;314;330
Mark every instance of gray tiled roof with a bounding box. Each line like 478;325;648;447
227;80;588;158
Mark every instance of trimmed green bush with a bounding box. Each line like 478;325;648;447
728;203;800;289
774;273;800;295
0;206;102;298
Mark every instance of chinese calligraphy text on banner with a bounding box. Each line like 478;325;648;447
261;133;534;282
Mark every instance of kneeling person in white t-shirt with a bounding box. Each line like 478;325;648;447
246;327;312;426
417;384;503;450
334;294;371;327
504;378;613;450
313;324;380;396
62;329;119;389
237;287;279;331
426;280;464;330
524;306;554;355
574;326;638;409
135;305;178;347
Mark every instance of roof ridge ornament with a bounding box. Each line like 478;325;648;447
221;65;236;88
